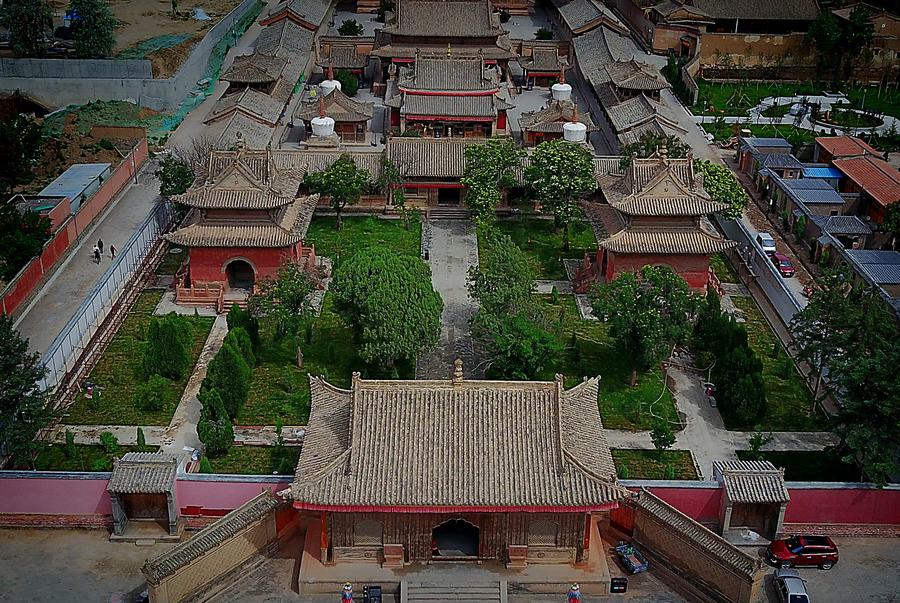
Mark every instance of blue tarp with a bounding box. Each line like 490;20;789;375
802;167;843;179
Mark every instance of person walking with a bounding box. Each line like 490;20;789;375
109;244;117;260
97;238;104;255
92;245;101;264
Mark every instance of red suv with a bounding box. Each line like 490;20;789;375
771;253;796;278
766;535;839;570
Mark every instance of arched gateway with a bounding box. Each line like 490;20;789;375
225;259;255;290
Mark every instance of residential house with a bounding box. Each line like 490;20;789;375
736;137;793;173
770;176;850;221
814;136;881;164
832;155;900;223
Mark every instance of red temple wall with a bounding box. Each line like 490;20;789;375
188;246;296;285
608;252;711;290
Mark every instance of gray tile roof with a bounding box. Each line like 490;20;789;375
599;226;736;254
758;153;804;170
636;489;763;577
846;249;900;284
173;189;296;210
400;56;499;92
692;0;818;21
572;26;632;74
810;215;873;236
292;374;629;509
255;18;315;58
206;87;285;127
221;53;286;84
712;460;790;504
295;88;374;122
270;0;331;28
557;0;625;33
518;100;597;133
142;490;280;584
595;60;669;92
399;92;512;117
778;177;845;205
521;47;564;72
107;453;178;494
318;45;367;70
382;0;502;37
385;138;481;179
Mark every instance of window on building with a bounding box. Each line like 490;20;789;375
527;519;558;547
354;519;383;546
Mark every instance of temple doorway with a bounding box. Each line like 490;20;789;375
432;519;479;558
226;259;255;290
437;187;461;206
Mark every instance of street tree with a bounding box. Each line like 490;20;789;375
591;266;698;386
331;248;442;372
526;140;595;250
0;0;53;57
650;421;676;458
461;137;525;226
467;231;536;315
248;262;316;366
694;159;749;219
69;0;117;58
0;203;52;282
304;154;370;230
0;315;56;469
0;113;45;195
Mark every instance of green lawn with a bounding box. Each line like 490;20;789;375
29;444;143;472
155;244;187;276
736;450;862;482
824;107;883;129
710;252;739;284
304;215;422;263
205;445;301;475
62;291;215;425
612;449;698;480
238;294;414;426
483;217;597;280
761;104;793;118
701;122;817;147
534;296;680;431
730;296;825;431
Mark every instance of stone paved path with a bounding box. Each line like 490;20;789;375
416;220;480;379
606;365;838;479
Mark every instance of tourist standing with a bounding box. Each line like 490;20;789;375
92;245;101;264
97;238;104;255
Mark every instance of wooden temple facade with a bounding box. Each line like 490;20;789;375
291;367;629;567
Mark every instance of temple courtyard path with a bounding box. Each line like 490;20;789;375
416;220;480;380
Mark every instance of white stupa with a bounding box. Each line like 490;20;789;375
320;65;342;96
310;96;335;138
551;66;572;101
563;103;587;143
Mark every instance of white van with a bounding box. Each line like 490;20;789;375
756;232;777;256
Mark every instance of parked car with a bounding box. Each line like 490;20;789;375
766;535;839;569
773;568;811;603
771;253;796;277
756;232;777;255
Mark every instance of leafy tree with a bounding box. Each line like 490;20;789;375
467;231;536;315
197;388;234;458
202;342;251;419
99;431;119;454
0;0;52;57
0;314;55;469
223;327;255;368
248;261;316;344
378;156;416;230
155;154;195;197
694;159;749;219
135;374;171;412
331;248;443;371
335;69;359;96
526;140;595;250
0;203;52;281
471;312;561;379
535;27;552;40
304;154;370;230
226;303;260;348
841;5;875;79
0;113;45;195
69;0;117;58
591;266;698;386
650;421;675;457
881;202;900;250
746;427;774;461
808;11;843;79
338;19;364;36
619;132;690;170
142;314;193;380
461;137;525;226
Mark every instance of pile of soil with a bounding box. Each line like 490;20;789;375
148;35;203;79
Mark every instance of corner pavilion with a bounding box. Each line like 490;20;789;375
291;366;630;579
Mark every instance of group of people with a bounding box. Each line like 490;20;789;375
91;238;117;264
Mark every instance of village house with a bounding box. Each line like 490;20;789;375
577;150;736;291
292;366;630;593
813;135;881;164
833;154;900;224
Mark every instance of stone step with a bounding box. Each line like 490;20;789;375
427;207;471;220
405;582;502;602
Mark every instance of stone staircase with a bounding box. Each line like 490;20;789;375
402;581;507;603
427;207;472;221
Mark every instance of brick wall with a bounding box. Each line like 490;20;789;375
187;246;297;284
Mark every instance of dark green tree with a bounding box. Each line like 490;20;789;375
881;201;900;250
619;132;690;170
0;113;45;195
526;140;595;250
0;315;55;469
136;427;149;452
461;137;525;226
467;232;536;315
69;0;117;58
471;312;561;380
202;342;251;419
808;11;843;79
335;69;359;96
199;456;213;473
338;19;364;36
226;303;260;348
650;421;676;458
223;326;255;368
64;430;77;459
331;248;443;372
198;387;234;458
591;266;698;386
713;346;767;424
0;203;52;281
248;261;316;349
135;374;171;412
0;0;53;57
141;314;193;380
304;153;370;230
99;431;119;454
155;154;195;197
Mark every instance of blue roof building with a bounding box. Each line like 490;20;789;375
38;163;112;213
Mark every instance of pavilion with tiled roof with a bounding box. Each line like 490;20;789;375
594;60;669;99
291;366;630;566
519;46;567;86
164;147;319;307
108;452;180;539
712;460;790;539
518;99;597;146
577;151;736;291
220;53;287;92
553;0;629;36
295;88;374;143
260;0;332;31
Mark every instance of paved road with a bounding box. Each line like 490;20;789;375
416;220;480;379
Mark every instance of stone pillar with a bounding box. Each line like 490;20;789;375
110;494;127;536
166;491;179;536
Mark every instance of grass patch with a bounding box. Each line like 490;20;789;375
534;296;680;431
29;444;143;472
44;100;167;137
730;296;825;431
304;215;422;264
484;217;597;280
155;244;187;276
701;122;817;147
823;108;883;129
206;445;301;475
710;252;739;284
238;295;414;425
736;450;861;482
761;103;793;118
62;291;215;425
612;449;698;480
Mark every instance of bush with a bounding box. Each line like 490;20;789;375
198;387;228;422
335;69;359;96
664;463;676;480
338;18;364;36
91;458;108;472
142;314;193;380
197;415;234;457
227;304;259;347
618;465;629;479
535;27;552;40
136;427;148;452
64;430;76;459
99;432;119;454
135;374;171;412
199;456;213;473
201;342;251;419
224;326;255;368
471;312;561;380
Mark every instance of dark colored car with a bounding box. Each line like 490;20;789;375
771;253;796;278
766;535;839;569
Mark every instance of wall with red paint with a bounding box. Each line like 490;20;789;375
188;246;295;285
0;474;112;516
785;487;900;526
176;476;292;516
609;253;712;290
